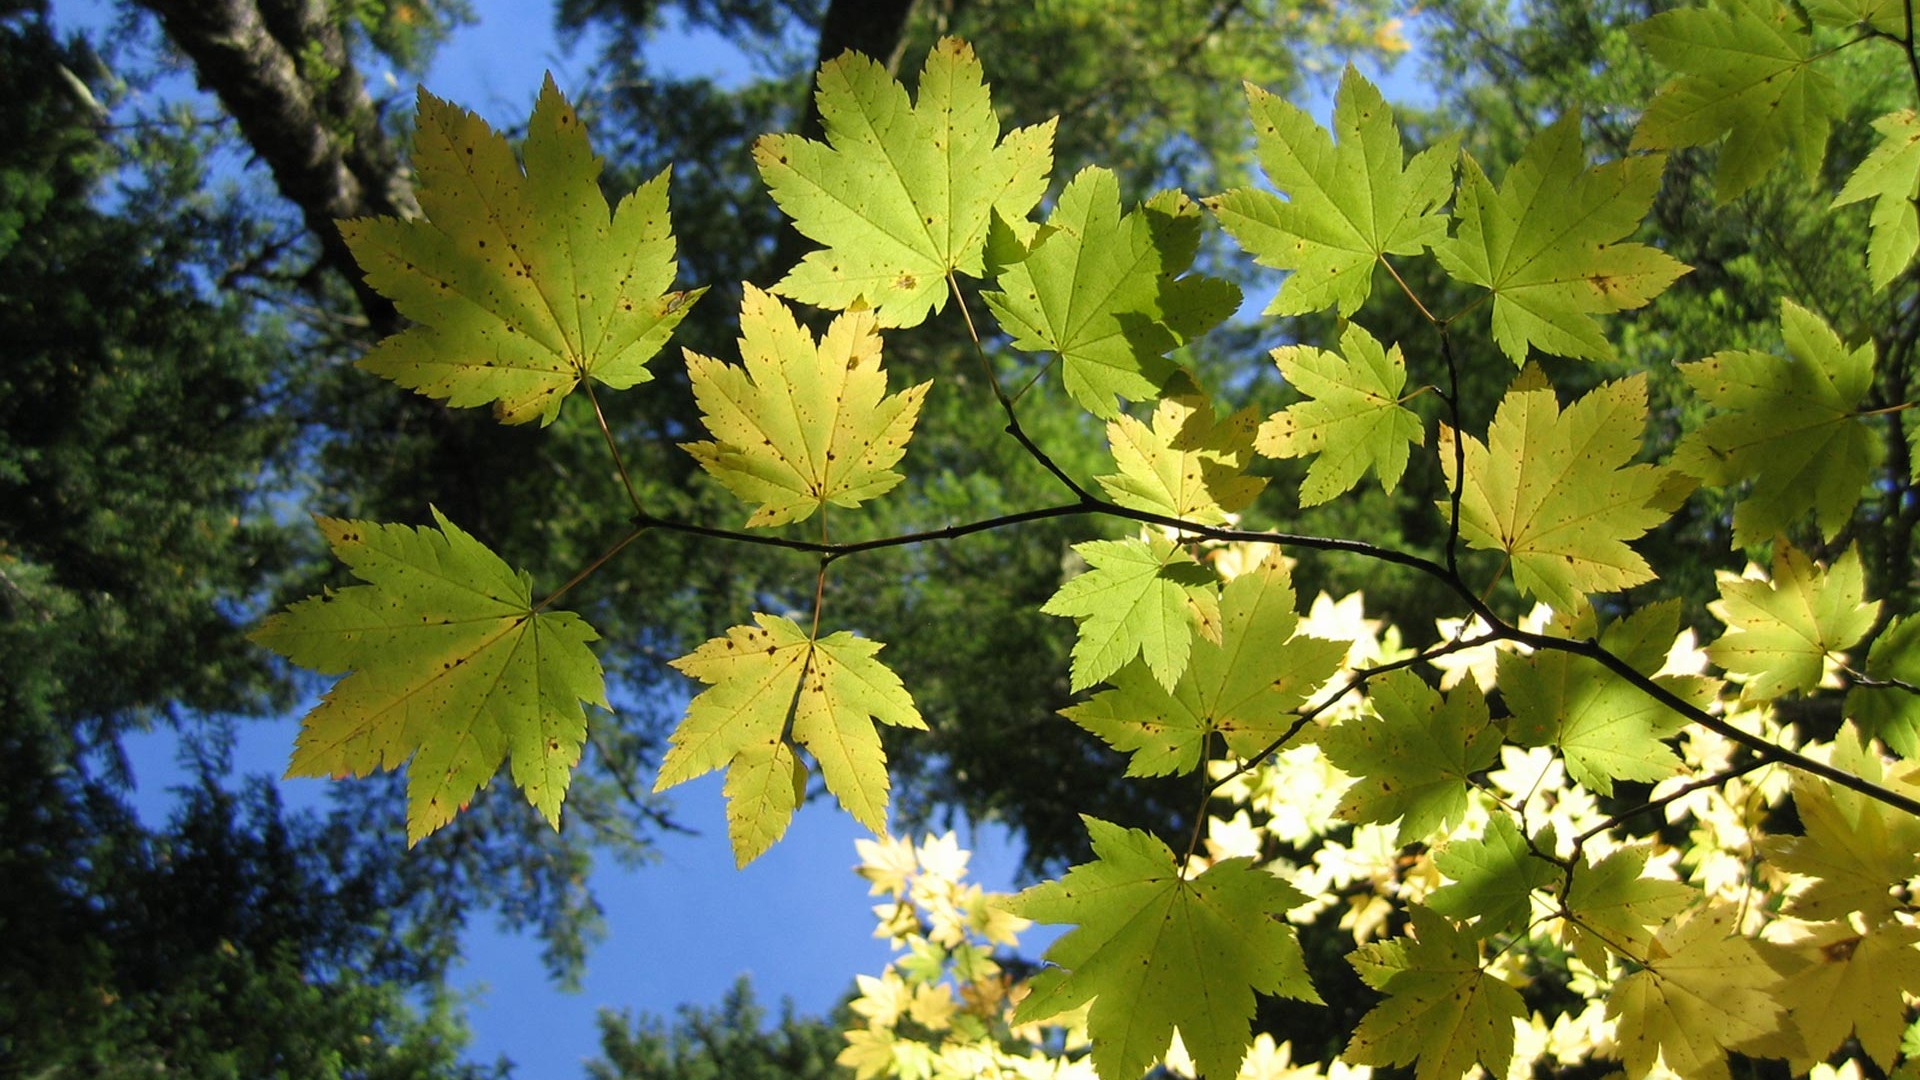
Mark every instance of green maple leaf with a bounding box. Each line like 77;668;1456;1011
1760;729;1920;923
1608;904;1784;1080
1095;371;1266;526
1807;0;1906;31
1041;536;1222;693
1256;322;1424;505
1427;813;1558;938
1063;555;1346;776
252;509;605;845
1773;919;1920;1070
983;167;1239;417
1322;668;1501;844
1848;615;1920;756
1435;118;1687;364
1706;541;1878;702
1630;0;1839;201
1441;371;1672;612
755;38;1055;328
1673;301;1882;546
681;286;930;528
655;614;925;865
1561;846;1697;972
1500;601;1715;794
1008;817;1317;1080
1345;905;1525;1080
1833;110;1920;290
1209;65;1457;318
341;78;701;425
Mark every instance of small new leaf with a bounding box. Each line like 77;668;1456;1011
1706;542;1877;702
1257;322;1423;505
1441;372;1672;612
1607;904;1785;1080
656;614;925;865
1673;301;1881;545
1322;668;1501;844
1096;371;1266;526
1435;118;1686;364
1042;536;1222;693
1833;110;1920;290
984;167;1239;417
252;509;605;844
682;286;929;528
1345;905;1525;1080
1631;0;1839;201
756;38;1055;328
342;78;700;424
1210;66;1457;317
1009;817;1317;1080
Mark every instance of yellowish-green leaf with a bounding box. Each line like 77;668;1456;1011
1561;847;1697;972
341;78;700;425
1257;322;1423;505
1771;919;1920;1070
681;286;929;528
1834;109;1920;290
1807;0;1905;31
1630;0;1839;201
1063;554;1346;775
755;38;1055;328
1096;371;1266;526
1440;372;1672;612
1706;541;1878;702
1345;905;1524;1080
252;509;605;845
655;614;925;865
983;168;1239;417
1760;729;1920;923
1009;817;1317;1080
1848;615;1920;756
1041;536;1222;693
1322;669;1500;844
1435;119;1687;364
1427;813;1558;938
1673;301;1882;546
1607;904;1785;1080
1209;66;1457;318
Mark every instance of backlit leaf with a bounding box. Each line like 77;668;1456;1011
1706;542;1877;702
1561;847;1697;972
341;78;700;424
1096;371;1266;526
1322;668;1501;843
1608;904;1784;1080
1345;905;1525;1080
1427;813;1557;938
1833;110;1920;290
252;509;605;844
1760;729;1920;923
1771;919;1920;1069
1042;535;1222;693
1257;322;1423;505
1847;615;1920;756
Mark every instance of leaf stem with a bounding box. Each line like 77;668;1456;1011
534;525;648;614
584;381;647;518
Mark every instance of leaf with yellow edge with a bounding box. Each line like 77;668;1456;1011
1209;66;1457;318
1673;301;1882;546
1096;371;1266;526
341;77;700;425
1257;322;1423;506
1760;729;1920;923
1769;918;1920;1070
1009;817;1317;1080
755;38;1055;328
1345;905;1525;1080
1063;555;1346;776
1607;904;1785;1080
1440;371;1672;612
1706;541;1878;703
251;509;605;845
1042;536;1223;693
681;286;929;528
1436;118;1687;364
1630;0;1839;201
655;614;925;865
1834;110;1920;290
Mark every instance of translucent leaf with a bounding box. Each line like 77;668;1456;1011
1041;536;1222;693
1322;669;1501;844
1833;110;1920;290
755;38;1055;328
1257;322;1423;505
1607;904;1785;1080
1706;542;1878;702
1435;118;1687;364
655;614;925;865
1673;301;1882;546
252;509;605;844
1631;0;1839;201
1440;372;1672;611
983;167;1238;417
1096;371;1266;526
1848;615;1920;756
1063;555;1345;775
1771;919;1920;1069
1760;729;1920;923
1209;65;1457;317
1009;817;1317;1080
1561;847;1697;972
1345;905;1525;1080
1427;813;1558;938
681;286;929;528
1807;0;1906;31
341;78;700;424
